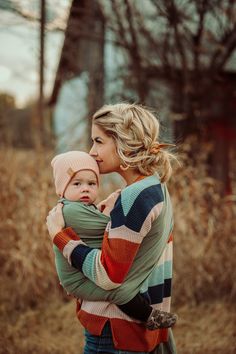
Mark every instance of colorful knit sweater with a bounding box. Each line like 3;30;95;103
54;175;174;352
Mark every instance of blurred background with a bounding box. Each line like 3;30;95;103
0;0;235;353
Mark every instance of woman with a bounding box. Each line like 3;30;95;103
47;103;177;354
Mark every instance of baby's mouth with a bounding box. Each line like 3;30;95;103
80;196;90;201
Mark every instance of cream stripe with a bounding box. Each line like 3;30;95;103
152;297;171;312
62;240;85;265
94;252;121;290
108;202;164;243
81;248;121;290
81;300;140;322
81;297;171;320
109;225;142;243
105;221;111;232
139;202;164;238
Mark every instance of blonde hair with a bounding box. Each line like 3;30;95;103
92;103;175;182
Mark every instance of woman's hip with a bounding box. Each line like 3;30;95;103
83;321;149;354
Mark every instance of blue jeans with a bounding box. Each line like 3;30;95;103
84;322;149;354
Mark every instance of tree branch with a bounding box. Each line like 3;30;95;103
210;23;236;71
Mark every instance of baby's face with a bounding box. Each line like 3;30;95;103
64;170;98;204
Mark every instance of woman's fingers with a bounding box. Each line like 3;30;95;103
46;203;65;240
115;189;122;193
49;206;57;214
56;203;64;210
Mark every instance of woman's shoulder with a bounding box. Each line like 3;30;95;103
111;175;165;230
121;175;164;200
117;175;165;215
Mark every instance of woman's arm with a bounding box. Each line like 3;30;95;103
53;245;113;301
52;184;164;290
52;201;113;300
52;197;144;304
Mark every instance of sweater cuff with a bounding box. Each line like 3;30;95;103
53;227;80;251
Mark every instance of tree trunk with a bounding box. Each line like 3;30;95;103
50;0;105;146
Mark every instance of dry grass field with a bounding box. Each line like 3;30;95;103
0;144;235;354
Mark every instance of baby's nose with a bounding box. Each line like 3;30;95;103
81;185;89;192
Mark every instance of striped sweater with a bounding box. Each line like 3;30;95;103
54;175;174;352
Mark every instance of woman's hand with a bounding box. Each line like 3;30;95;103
97;189;121;216
104;189;121;208
46;203;65;240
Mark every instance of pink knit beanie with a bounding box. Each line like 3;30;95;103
51;151;100;197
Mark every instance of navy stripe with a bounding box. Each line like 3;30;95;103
140;291;152;304
146;278;172;304
71;245;93;270
111;184;164;232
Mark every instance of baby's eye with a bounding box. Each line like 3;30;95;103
74;182;81;186
89;182;96;186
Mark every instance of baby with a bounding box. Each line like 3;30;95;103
51;151;177;330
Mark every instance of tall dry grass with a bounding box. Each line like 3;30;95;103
0;148;59;312
170;137;236;306
0;142;235;353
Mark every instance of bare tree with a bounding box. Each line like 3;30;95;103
99;0;236;193
0;0;70;147
100;0;236;122
49;0;105;147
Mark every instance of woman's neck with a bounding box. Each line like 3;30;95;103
119;169;144;186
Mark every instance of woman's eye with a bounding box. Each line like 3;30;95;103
95;138;102;144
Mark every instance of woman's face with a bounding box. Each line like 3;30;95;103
90;124;121;174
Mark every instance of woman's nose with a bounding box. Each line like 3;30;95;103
89;144;97;156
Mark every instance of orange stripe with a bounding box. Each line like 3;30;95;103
111;318;168;351
77;309;168;351
100;233;140;283
102;233;139;261
53;227;79;251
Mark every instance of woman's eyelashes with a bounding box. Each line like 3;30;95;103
92;137;103;144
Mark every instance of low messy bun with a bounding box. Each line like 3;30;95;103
92;103;175;182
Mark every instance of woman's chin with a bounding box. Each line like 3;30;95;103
98;165;109;174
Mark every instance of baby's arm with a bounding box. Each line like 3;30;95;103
53;201;112;300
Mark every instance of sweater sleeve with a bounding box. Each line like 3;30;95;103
53;201;113;300
53;244;114;301
53;184;164;290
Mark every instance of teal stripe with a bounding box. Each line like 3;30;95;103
121;175;160;216
82;249;99;283
140;261;172;293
